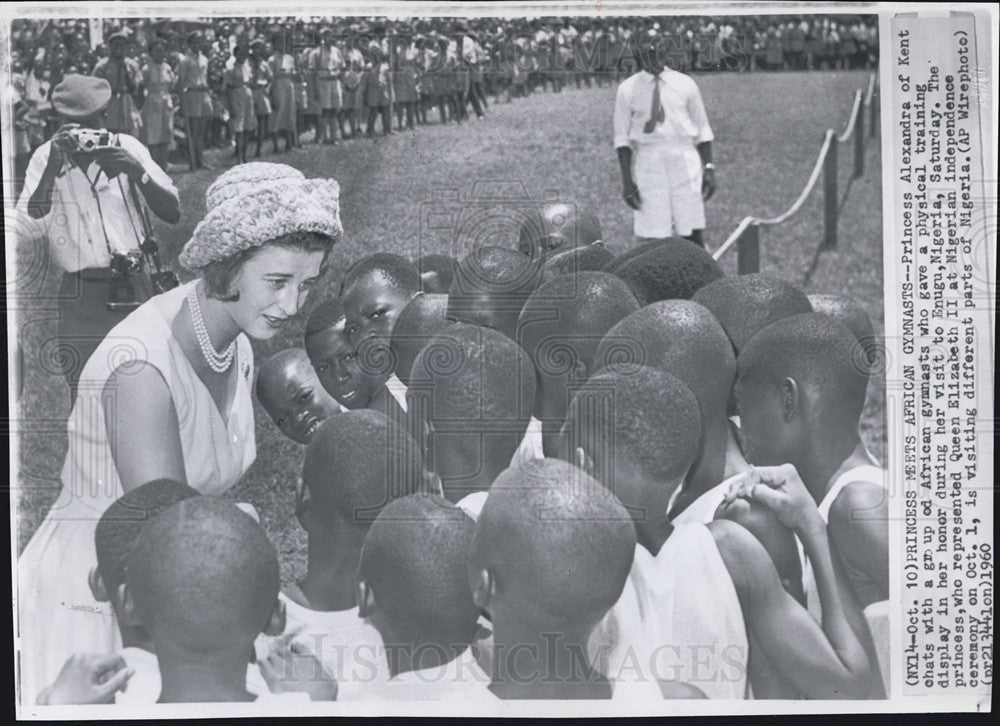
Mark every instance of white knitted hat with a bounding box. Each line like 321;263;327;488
204;162;306;211
179;177;343;270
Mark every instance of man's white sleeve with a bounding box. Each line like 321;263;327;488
16;142;52;217
688;81;714;144
613;81;632;150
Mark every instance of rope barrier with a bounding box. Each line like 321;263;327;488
712;129;834;261
711;218;752;261
836;89;863;143
864;72;877;106
712;73;878;272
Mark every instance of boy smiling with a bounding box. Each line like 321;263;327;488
256;348;340;444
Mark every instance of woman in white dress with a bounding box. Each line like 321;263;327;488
16;163;342;704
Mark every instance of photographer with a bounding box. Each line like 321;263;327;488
17;74;180;399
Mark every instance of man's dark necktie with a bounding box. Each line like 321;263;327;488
643;75;665;133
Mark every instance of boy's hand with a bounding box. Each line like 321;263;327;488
37;652;134;705
259;634;338;701
724;464;823;537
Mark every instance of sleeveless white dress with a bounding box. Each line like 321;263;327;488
16;281;256;704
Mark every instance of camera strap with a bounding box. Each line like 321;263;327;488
125;177;169;277
117;175;146;249
81;165;118;262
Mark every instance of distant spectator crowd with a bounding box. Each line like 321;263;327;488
7;14;878;180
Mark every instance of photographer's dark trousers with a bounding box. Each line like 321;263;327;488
56;268;152;401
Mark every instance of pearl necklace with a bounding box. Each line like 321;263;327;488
187;285;236;373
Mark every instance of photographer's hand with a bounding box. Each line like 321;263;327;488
97;146;181;224
49;124;79;166
94;147;145;182
27;125;78;219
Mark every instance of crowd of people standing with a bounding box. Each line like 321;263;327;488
8;14;878;184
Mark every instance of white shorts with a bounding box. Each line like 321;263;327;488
631;143;705;238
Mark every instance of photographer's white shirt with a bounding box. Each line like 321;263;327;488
16;133;177;273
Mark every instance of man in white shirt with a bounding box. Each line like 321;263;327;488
17;74;179;399
613;29;715;247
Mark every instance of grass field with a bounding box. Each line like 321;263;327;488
14;70;884;583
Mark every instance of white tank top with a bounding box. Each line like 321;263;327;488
799;462;890;694
588;523;749;699
817;464;884;522
801;461;885;620
668;473;743;525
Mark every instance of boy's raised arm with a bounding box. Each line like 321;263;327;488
710;518;876;699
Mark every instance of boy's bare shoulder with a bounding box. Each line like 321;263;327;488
828;479;887;529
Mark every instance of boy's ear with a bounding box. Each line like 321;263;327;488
780;377;800;422
571;358;588;383
88;566;109;602
575;446;596;478
470;568;495;611
264;598;286;636
357;580;375;618
118;583;142;628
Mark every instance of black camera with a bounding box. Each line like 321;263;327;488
107;251;144;312
106;275;142;312
109;250;143;276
